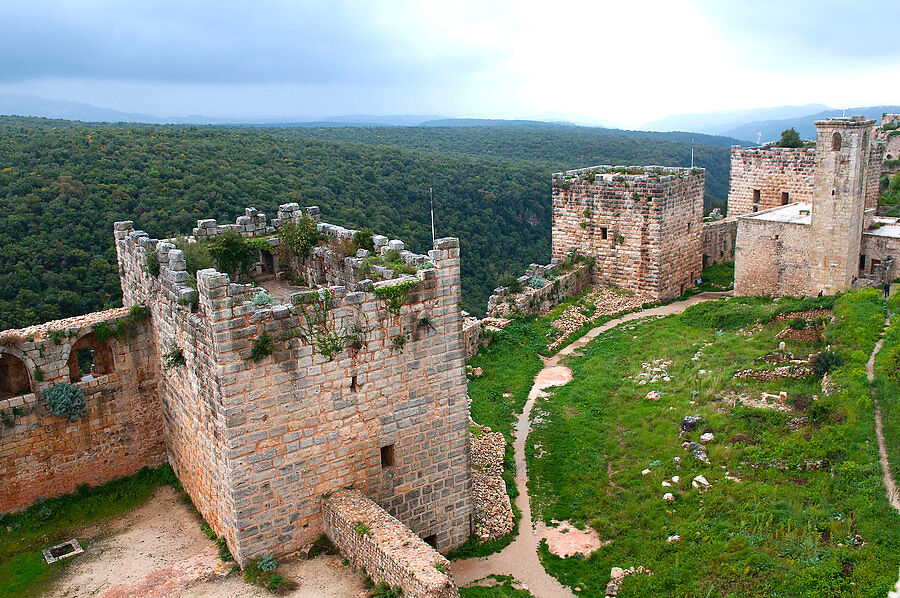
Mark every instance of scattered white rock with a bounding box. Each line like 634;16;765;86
641;468;651;476
645;390;661;401
663;492;675;502
671;475;680;484
692;475;710;490
700;432;715;444
661;480;672;487
666;535;681;543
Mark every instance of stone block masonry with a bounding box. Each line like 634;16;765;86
323;489;460;598
114;207;473;564
552;166;704;302
701;217;738;265
486;256;592;318
727;147;815;217
0;309;164;513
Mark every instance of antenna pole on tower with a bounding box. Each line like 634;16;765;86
691;139;694;168
430;187;435;244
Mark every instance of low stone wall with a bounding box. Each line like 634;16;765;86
323;489;460;598
0;310;163;513
486;259;591;318
702;217;737;265
461;315;490;360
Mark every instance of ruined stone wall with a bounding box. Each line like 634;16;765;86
551;166;704;301
734;216;812;297
0;309;163;513
116;210;472;564
485;259;592;318
861;232;900;282
702;218;738;265
461;316;489;360
323;489;460;598
727;147;815;217
878;114;900;163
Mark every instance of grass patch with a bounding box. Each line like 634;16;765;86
0;465;179;598
874;309;900;484
526;290;899;596
698;261;734;292
459;575;534;597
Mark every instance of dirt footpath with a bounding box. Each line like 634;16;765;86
47;486;367;598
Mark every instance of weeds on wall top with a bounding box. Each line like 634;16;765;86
44;382;86;421
145;252;160;277
163;346;185;370
277;217;321;259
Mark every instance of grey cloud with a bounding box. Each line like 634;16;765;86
697;0;900;66
0;0;493;84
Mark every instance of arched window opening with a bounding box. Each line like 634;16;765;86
0;353;31;399
832;132;842;151
68;333;114;382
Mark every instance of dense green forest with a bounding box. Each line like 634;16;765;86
0;116;731;330
268;124;734;202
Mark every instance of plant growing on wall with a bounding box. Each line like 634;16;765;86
373;279;417;315
33;366;44;382
208;229;255;281
392;334;406;353
353;521;370;536
129;303;150;323
145;252;160;277
277;216;321;258
251;290;274;307
290;291;371;361
44;382;86;421
249;332;275;363
163;346;186;370
352;229;375;252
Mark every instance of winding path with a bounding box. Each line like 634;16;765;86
451;292;730;597
868;314;900;512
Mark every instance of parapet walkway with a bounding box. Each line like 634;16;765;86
451;292;730;597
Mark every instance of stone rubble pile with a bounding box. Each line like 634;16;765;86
469;423;514;543
605;566;652;597
732;365;812;381
632;359;674;386
548;288;652;353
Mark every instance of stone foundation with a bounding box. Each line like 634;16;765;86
323;489;460;598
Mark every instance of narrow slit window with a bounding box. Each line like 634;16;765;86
380;444;395;468
600;227;608;240
781;192;789;205
350;375;359;393
859;254;866;270
753;189;761;204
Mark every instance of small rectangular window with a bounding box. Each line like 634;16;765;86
859;254;866;270
423;534;437;548
752;205;759;212
350;375;359;393
380;444;395;468
781;192;789;205
753;189;761;204
600;227;608;240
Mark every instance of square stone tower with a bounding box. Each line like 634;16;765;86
808;117;875;295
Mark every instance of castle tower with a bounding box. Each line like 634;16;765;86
808;117;875;295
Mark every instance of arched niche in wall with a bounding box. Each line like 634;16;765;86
68;333;115;382
0;351;32;399
832;132;842;151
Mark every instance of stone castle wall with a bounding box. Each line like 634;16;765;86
861;231;900;282
865;144;884;228
877;114;900;164
733;213;812;297
551;166;704;301
701;217;738;265
323;489;460;598
726;147;815;217
0;309;164;513
115;207;472;563
485;258;592;318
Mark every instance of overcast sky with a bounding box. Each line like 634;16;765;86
1;0;898;127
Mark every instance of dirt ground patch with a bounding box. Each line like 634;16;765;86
542;521;609;558
46;486;367;598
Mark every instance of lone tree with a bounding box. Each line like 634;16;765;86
777;128;804;148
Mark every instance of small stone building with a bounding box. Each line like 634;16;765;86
734;117;897;297
551;165;705;301
1;205;474;570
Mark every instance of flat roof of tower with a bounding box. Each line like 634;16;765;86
866;217;900;239
742;202;812;225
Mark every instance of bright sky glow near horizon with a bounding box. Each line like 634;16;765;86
1;0;898;127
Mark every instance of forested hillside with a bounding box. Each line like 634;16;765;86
0;116;731;330
269;124;734;201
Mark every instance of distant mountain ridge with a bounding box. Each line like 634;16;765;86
642;103;900;144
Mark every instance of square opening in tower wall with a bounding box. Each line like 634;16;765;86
381;444;395;468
